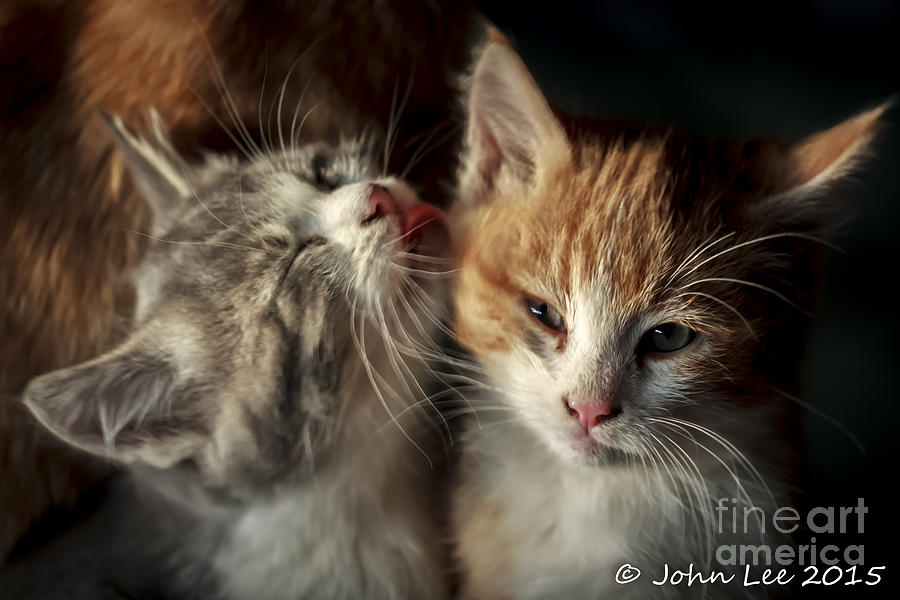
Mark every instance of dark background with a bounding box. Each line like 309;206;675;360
479;0;900;597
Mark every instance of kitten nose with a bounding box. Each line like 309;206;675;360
565;397;620;431
364;185;398;223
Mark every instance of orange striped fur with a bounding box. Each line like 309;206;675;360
450;40;886;598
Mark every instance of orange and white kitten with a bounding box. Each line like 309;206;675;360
450;40;885;599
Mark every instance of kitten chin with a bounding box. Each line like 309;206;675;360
450;38;884;599
555;439;634;470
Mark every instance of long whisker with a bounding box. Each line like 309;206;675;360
390;277;486;432
400;122;458;181
383;303;455;446
291;105;320;156
290;62;323;162
668;229;734;284
675;291;760;343
391;264;458;279
192;19;263;160
679;232;843;281
347;282;434;469
163;155;262;248
124;229;265;253
257;48;275;157
188;88;257;162
379;218;442;249
678;277;813;317
383;78;400;177
651;429;715;570
395;251;453;265
270;33;331;168
383;75;415;177
376;300;451;447
771;388;865;454
654;416;776;512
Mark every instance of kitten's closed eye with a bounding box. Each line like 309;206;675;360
311;153;340;190
638;323;697;355
525;297;567;333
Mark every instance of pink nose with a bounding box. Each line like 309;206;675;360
365;185;398;223
565;398;620;431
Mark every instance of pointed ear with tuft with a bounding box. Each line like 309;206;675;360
459;42;572;204
102;110;192;235
753;101;891;223
23;331;211;468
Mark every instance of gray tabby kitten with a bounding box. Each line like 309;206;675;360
0;114;450;599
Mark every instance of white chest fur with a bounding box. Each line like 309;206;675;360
460;420;774;600
209;438;443;600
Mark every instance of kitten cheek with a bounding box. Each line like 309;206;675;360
454;314;512;361
455;291;521;357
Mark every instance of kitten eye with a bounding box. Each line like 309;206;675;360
525;297;567;333
311;153;339;190
639;323;697;354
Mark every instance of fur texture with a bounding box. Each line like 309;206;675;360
0;0;474;557
1;117;452;598
450;41;886;599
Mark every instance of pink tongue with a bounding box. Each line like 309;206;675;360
402;203;447;245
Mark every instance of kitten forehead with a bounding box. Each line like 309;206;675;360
466;133;677;318
457;42;885;347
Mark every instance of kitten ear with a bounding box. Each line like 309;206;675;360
459;41;572;202
23;331;211;468
756;101;890;219
103;110;191;234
